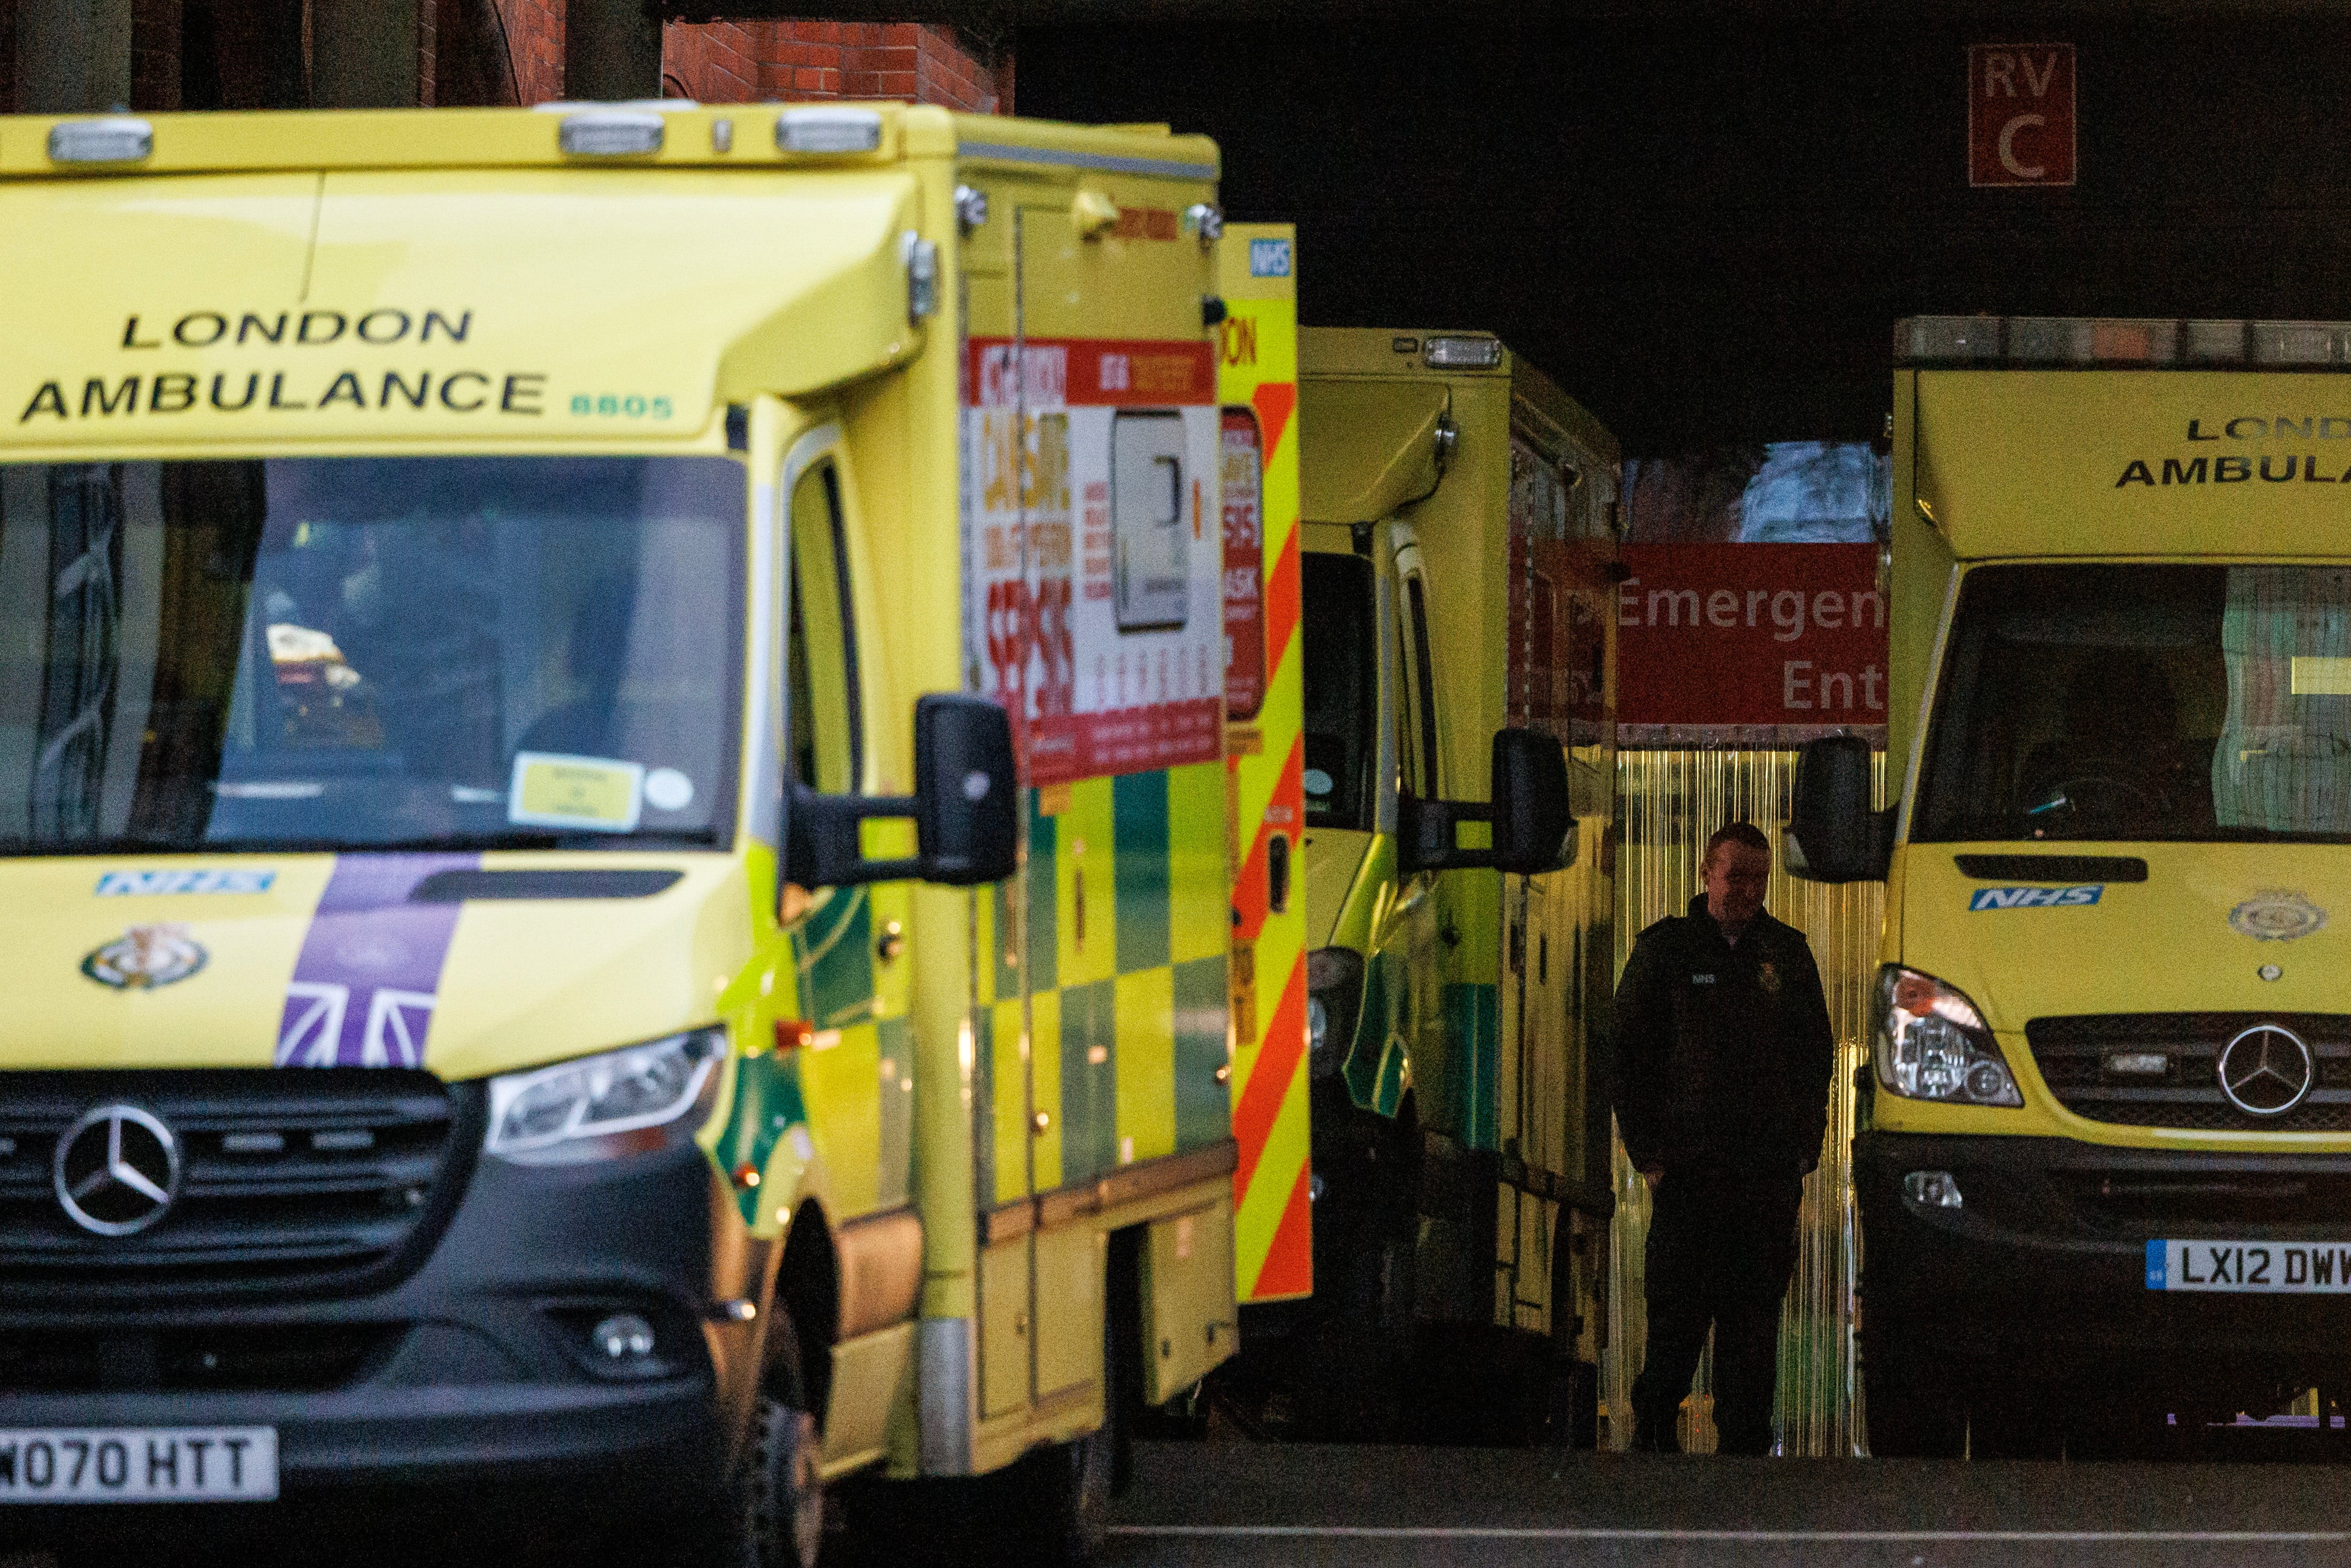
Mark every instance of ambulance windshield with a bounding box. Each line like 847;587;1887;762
0;456;743;854
1915;563;2351;843
1302;551;1377;829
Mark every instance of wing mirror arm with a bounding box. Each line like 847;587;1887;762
1396;727;1573;878
784;694;1020;896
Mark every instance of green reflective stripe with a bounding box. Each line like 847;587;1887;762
796;885;875;1030
878;1014;914;1207
1026;801;1058;994
714;1052;809;1227
1172;953;1230;1152
1112;770;1171;975
1443;982;1500;1151
1060;977;1118;1181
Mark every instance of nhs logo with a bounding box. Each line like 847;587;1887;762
1970;884;2103;911
1249;238;1292;278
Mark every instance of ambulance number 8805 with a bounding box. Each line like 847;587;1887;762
570;393;673;419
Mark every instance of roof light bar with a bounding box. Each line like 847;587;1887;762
778;107;882;156
48;117;153;166
559;109;664;158
1424;335;1504;370
1899;315;2351;369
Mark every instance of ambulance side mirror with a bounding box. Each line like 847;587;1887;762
1398;727;1572;876
1490;728;1573;875
786;695;1018;891
910;694;1019;886
1785;735;1893;883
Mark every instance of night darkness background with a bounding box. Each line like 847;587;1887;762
1014;12;2351;454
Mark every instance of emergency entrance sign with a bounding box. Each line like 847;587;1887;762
1969;44;2076;189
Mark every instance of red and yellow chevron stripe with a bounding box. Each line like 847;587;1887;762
1218;225;1311;1302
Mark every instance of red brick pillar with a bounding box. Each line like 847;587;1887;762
661;18;1009;113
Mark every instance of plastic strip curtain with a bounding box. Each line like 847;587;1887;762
1601;749;1884;1456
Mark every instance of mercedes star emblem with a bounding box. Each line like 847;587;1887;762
52;1103;181;1236
2216;1024;2316;1118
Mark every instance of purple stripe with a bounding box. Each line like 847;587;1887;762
276;854;477;1068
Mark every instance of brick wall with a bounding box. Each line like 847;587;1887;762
493;0;564;105
660;19;758;103
662;19;1009;114
0;6;1009;116
436;0;520;105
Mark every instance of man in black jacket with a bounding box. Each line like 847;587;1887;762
1615;821;1835;1455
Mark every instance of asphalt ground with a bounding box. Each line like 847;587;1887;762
1100;1441;2351;1568
15;1438;2351;1566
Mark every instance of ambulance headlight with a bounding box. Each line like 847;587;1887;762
1870;966;2021;1107
485;1028;725;1165
1306;947;1366;1080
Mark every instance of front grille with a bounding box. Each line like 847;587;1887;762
0;1070;481;1304
0;1324;398;1392
2027;1014;2351;1132
2062;1170;2351;1230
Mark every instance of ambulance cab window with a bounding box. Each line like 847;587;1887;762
0;456;743;854
1916;563;2351;843
786;459;862;796
1300;551;1375;829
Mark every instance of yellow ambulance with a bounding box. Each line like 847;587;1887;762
1792;316;2351;1456
0;102;1240;1561
1271;328;1612;1440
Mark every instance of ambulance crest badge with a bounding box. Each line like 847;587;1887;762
2228;891;2328;943
82;923;208;989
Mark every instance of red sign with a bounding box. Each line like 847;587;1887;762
1969;44;2076;188
1617;545;1887;731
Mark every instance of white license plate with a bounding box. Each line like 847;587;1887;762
2148;1239;2351;1293
0;1428;276;1502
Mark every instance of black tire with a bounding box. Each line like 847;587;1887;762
701;1314;827;1568
1860;1342;1964;1458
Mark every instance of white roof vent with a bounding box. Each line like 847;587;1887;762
48;117;153;166
559;110;664;158
777;107;882;156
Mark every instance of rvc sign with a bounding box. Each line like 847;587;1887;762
1969;44;2076;189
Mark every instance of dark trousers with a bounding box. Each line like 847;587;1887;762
1631;1169;1805;1455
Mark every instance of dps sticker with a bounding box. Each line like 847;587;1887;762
2229;890;2328;942
508;752;644;833
82;923;208;989
1970;884;2103;911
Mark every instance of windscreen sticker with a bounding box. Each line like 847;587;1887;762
96;868;276;896
1970;884;2103;910
277;854;476;1068
508;752;644;833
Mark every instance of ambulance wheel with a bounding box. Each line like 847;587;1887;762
704;1326;826;1568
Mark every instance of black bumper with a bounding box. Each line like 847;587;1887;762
1858;1130;2351;1378
0;1141;759;1499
